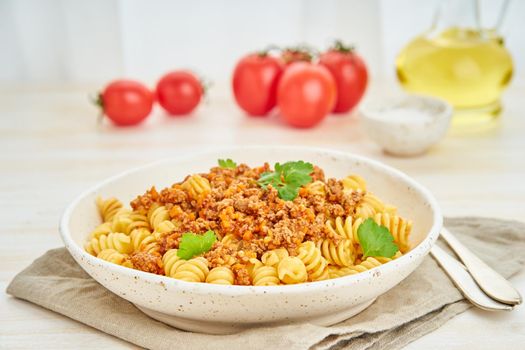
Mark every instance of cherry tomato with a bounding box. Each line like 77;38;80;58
156;71;203;116
232;53;284;116
98;80;154;126
277;62;336;128
319;41;368;114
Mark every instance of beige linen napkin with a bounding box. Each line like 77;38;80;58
6;217;525;350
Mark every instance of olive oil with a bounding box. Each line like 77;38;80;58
396;27;513;123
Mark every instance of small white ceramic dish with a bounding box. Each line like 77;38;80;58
360;94;452;156
59;146;442;334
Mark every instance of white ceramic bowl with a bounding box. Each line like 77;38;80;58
59;146;442;334
360;94;452;156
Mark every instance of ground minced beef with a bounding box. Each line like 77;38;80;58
129;163;365;284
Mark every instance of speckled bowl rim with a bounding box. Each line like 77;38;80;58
59;145;442;296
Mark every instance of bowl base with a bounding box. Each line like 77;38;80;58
135;298;376;334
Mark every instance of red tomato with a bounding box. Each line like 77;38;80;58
156;71;203;116
98;80;154;126
277;62;337;128
319;42;368;114
232;53;284;116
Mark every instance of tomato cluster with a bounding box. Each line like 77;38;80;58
97;71;203;126
232;41;368;128
96;41;366;129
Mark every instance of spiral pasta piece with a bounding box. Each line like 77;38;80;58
182;174;211;199
251;260;279;286
89;222;112;239
162;249;185;278
316;238;354;267
96;196;123;222
130;228;150;250
325;216;365;245
157;220;176;233
130;228;159;254
261;248;289;268
327;265;354;279
277;256;307;284
373;213;412;253
148;205;170;231
110;210;133;234
172;257;209;282
314;266;330;281
297;242;328;281
221;233;240;249
85;232;133;256
341;174;367;191
355;193;388;218
305;180;326;196
153;220;176;239
206;266;235;285
246;257;262;276
127;211;150;232
97;249;133;268
327;255;394;278
347;257;383;274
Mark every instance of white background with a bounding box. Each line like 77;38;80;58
1;0;524;89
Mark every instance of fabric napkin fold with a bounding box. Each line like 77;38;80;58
6;217;525;350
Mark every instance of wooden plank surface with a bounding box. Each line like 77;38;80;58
1;84;524;349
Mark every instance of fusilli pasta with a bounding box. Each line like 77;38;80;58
261;248;289;268
341;174;367;191
128;211;151;232
96;196;123;222
162;249;185;278
130;228;159;254
297;242;328;281
85;162;413;286
148;205;170;231
97;248;133;268
221;233;240;249
182;174;211;199
89;222;112;239
153;220;176;239
317;238;354;267
355;192;390;218
206;266;235;285
172;257;209;282
110;210;133;234
251;259;280;286
305;180;326;196
325;216;364;245
277;257;308;284
85;232;133;256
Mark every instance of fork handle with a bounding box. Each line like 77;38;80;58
430;246;513;311
440;227;522;305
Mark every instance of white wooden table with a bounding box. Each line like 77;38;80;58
1;83;524;349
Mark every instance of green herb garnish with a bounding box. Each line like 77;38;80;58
218;158;237;169
177;230;217;260
257;161;313;201
357;218;399;258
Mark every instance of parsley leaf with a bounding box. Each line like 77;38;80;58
257;171;281;188
357;218;399;258
218;158;237;169
177;230;217;260
257;161;313;201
